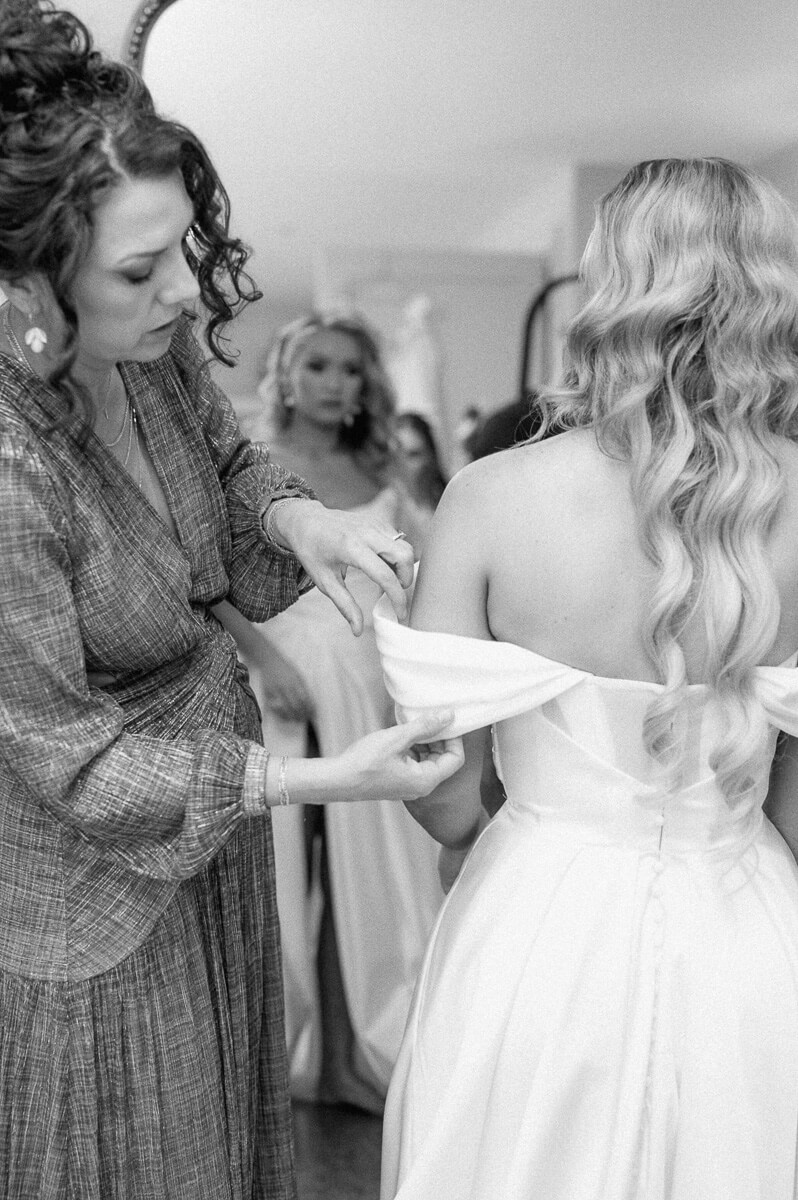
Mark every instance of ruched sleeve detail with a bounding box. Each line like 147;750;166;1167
753;662;798;736
376;588;798;746
373;592;587;739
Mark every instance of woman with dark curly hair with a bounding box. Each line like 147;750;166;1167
0;5;463;1198
217;312;445;1113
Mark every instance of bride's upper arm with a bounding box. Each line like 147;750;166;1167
409;458;495;641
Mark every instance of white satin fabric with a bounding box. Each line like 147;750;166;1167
244;493;442;1100
374;596;798;1200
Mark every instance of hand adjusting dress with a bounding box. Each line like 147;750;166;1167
374;596;798;1200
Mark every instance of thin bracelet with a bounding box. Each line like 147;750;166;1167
278;755;290;806
264;498;299;551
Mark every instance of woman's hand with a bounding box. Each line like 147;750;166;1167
258;644;314;722
271;499;415;634
288;711;464;805
333;713;464;803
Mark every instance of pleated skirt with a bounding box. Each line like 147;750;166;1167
0;818;296;1200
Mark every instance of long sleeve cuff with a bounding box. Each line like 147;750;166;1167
243;744;272;815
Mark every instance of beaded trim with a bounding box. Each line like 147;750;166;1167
125;0;182;71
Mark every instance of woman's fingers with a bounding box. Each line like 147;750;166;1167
314;570;365;635
344;531;414;618
336;715;464;804
421;737;465;787
312;539;413;629
359;554;410;621
390;712;464;790
397;710;455;745
376;535;416;588
289;506;417;628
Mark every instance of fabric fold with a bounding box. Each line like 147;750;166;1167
373;593;587;739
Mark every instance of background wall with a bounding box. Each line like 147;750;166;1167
67;0;131;57
756;141;798;207
50;1;798;465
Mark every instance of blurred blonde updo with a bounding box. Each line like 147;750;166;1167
259;311;396;477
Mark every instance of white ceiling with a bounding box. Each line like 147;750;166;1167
73;0;798;304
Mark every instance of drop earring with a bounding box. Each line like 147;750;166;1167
24;318;48;355
342;403;362;428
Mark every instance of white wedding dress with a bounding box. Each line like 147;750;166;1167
374;596;798;1200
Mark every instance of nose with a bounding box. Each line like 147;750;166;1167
319;369;345;395
160;253;201;308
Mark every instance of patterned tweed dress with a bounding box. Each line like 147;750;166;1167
0;319;312;1199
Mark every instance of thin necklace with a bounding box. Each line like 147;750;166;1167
2;304;142;490
104;394;130;449
130;402;143;490
103;384;143;490
97;371;115;424
97;373;124;442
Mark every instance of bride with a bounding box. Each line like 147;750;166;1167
376;157;798;1199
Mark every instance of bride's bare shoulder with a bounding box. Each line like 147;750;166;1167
445;428;606;513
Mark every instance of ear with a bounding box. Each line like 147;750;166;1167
0;274;51;319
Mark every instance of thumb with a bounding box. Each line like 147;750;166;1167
399;709;455;746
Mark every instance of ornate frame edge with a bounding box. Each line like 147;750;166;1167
125;0;182;71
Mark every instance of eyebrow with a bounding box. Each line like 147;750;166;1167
116;250;160;266
116;222;195;268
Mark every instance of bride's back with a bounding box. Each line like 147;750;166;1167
414;159;798;802
472;158;798;691
476;426;798;685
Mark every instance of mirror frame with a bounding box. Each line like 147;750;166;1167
125;0;182;70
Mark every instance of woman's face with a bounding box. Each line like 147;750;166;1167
287;329;364;428
67;170;201;371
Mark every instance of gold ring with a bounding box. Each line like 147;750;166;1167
392;531;407;541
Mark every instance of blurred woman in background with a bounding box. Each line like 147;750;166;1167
217;312;443;1112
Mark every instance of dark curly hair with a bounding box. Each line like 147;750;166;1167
0;0;261;416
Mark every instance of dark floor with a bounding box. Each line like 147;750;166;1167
293;1100;383;1200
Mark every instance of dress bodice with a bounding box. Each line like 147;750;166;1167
374;594;798;857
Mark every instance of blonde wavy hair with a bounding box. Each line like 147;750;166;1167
538;158;798;802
